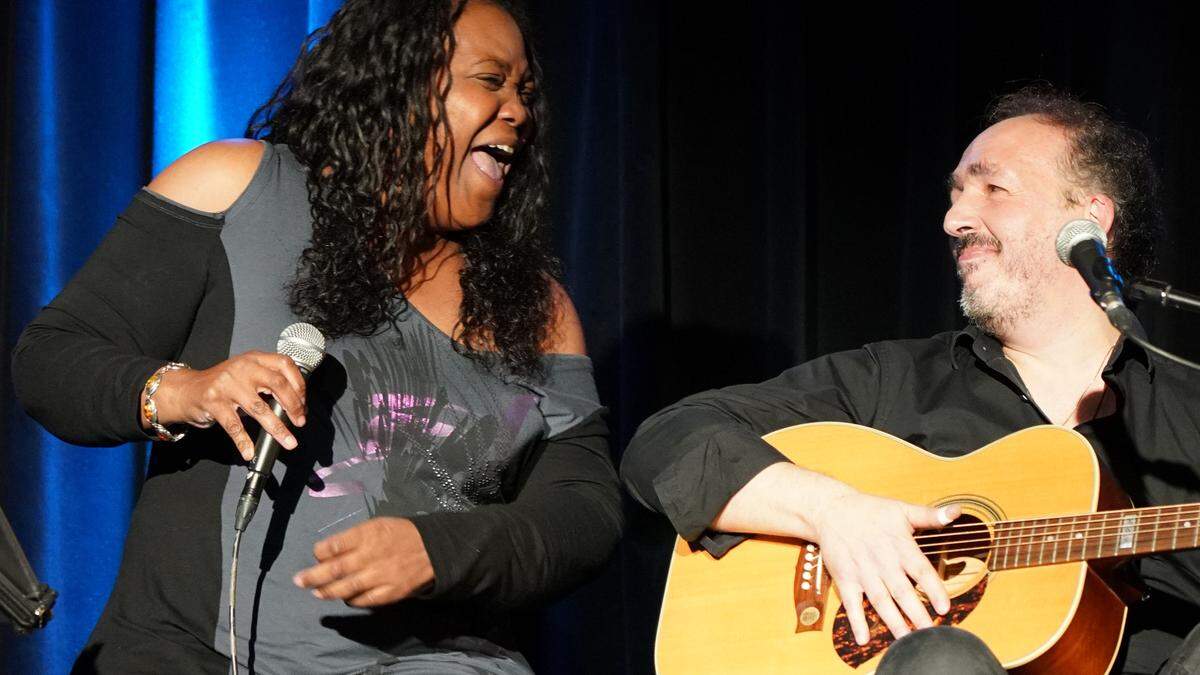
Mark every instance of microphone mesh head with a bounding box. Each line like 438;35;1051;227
277;322;326;373
1055;219;1106;265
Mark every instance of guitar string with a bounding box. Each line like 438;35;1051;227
913;503;1200;533
907;522;1198;558
909;513;1200;547
797;527;1185;577
908;513;1200;550
786;513;1200;560
909;504;1200;540
796;531;1181;577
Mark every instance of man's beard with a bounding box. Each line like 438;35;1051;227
955;233;1041;337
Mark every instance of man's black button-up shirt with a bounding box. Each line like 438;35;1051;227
622;326;1200;664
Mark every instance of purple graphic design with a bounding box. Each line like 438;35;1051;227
311;384;539;508
308;392;462;497
367;393;460;438
306;442;384;498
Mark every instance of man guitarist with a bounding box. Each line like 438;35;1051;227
622;84;1199;674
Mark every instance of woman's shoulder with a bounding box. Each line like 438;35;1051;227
144;139;267;215
542;280;587;356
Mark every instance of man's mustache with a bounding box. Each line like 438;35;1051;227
951;232;1002;259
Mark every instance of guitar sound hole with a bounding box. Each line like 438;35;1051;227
924;513;992;582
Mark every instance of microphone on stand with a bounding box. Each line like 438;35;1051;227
233;323;326;532
1055;219;1146;339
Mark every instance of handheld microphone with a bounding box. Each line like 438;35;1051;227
1055;220;1146;338
233;323;326;532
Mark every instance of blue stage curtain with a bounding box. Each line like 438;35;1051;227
0;2;337;671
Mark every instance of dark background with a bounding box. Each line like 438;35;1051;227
5;1;1200;672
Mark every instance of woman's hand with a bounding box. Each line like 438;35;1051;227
292;517;435;607
148;351;307;460
809;492;960;645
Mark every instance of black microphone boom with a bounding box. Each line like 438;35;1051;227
1055;220;1146;339
1129;279;1200;314
233;323;326;532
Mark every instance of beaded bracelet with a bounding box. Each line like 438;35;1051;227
142;362;189;442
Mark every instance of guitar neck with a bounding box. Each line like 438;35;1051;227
984;503;1200;571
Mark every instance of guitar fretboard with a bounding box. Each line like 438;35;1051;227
977;504;1200;571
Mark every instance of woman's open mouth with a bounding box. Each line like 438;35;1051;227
470;143;515;183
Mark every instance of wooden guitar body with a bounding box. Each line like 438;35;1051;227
655;423;1129;674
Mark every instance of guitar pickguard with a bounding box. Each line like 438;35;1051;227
830;574;989;668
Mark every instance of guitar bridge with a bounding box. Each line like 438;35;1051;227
795;543;830;633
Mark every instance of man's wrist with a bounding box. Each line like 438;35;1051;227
793;469;857;539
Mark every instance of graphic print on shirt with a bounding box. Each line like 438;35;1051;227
309;327;539;527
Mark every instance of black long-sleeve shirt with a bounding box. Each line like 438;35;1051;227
622;327;1200;670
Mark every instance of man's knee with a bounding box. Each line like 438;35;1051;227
877;626;1005;674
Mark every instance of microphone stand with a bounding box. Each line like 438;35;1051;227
0;506;56;634
1129;279;1200;314
1110;278;1200;373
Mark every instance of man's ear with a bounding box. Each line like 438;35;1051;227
1086;194;1117;237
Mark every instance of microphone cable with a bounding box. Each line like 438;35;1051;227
1123;280;1200;372
230;529;243;675
227;323;326;675
1123;332;1200;373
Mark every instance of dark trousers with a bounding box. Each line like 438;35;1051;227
876;624;1200;674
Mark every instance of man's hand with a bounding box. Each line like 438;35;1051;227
810;492;960;645
712;462;961;646
293;517;435;607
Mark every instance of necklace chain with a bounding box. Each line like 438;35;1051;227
1056;343;1117;427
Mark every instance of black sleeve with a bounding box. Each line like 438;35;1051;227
408;409;623;609
619;347;884;555
11;192;224;446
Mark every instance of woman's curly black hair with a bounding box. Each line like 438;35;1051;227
246;0;558;377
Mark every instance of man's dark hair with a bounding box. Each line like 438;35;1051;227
987;83;1163;280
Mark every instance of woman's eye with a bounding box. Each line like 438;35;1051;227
988;184;1006;194
477;74;504;90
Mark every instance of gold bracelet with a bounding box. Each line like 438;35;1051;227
142;362;189;442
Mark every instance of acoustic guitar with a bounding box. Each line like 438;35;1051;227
656;422;1199;673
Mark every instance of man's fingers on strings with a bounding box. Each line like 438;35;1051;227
837;581;870;646
904;549;950;615
902;502;950;528
905;502;957;530
884;569;932;630
862;577;910;641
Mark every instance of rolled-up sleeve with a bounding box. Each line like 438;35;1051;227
620;346;883;555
